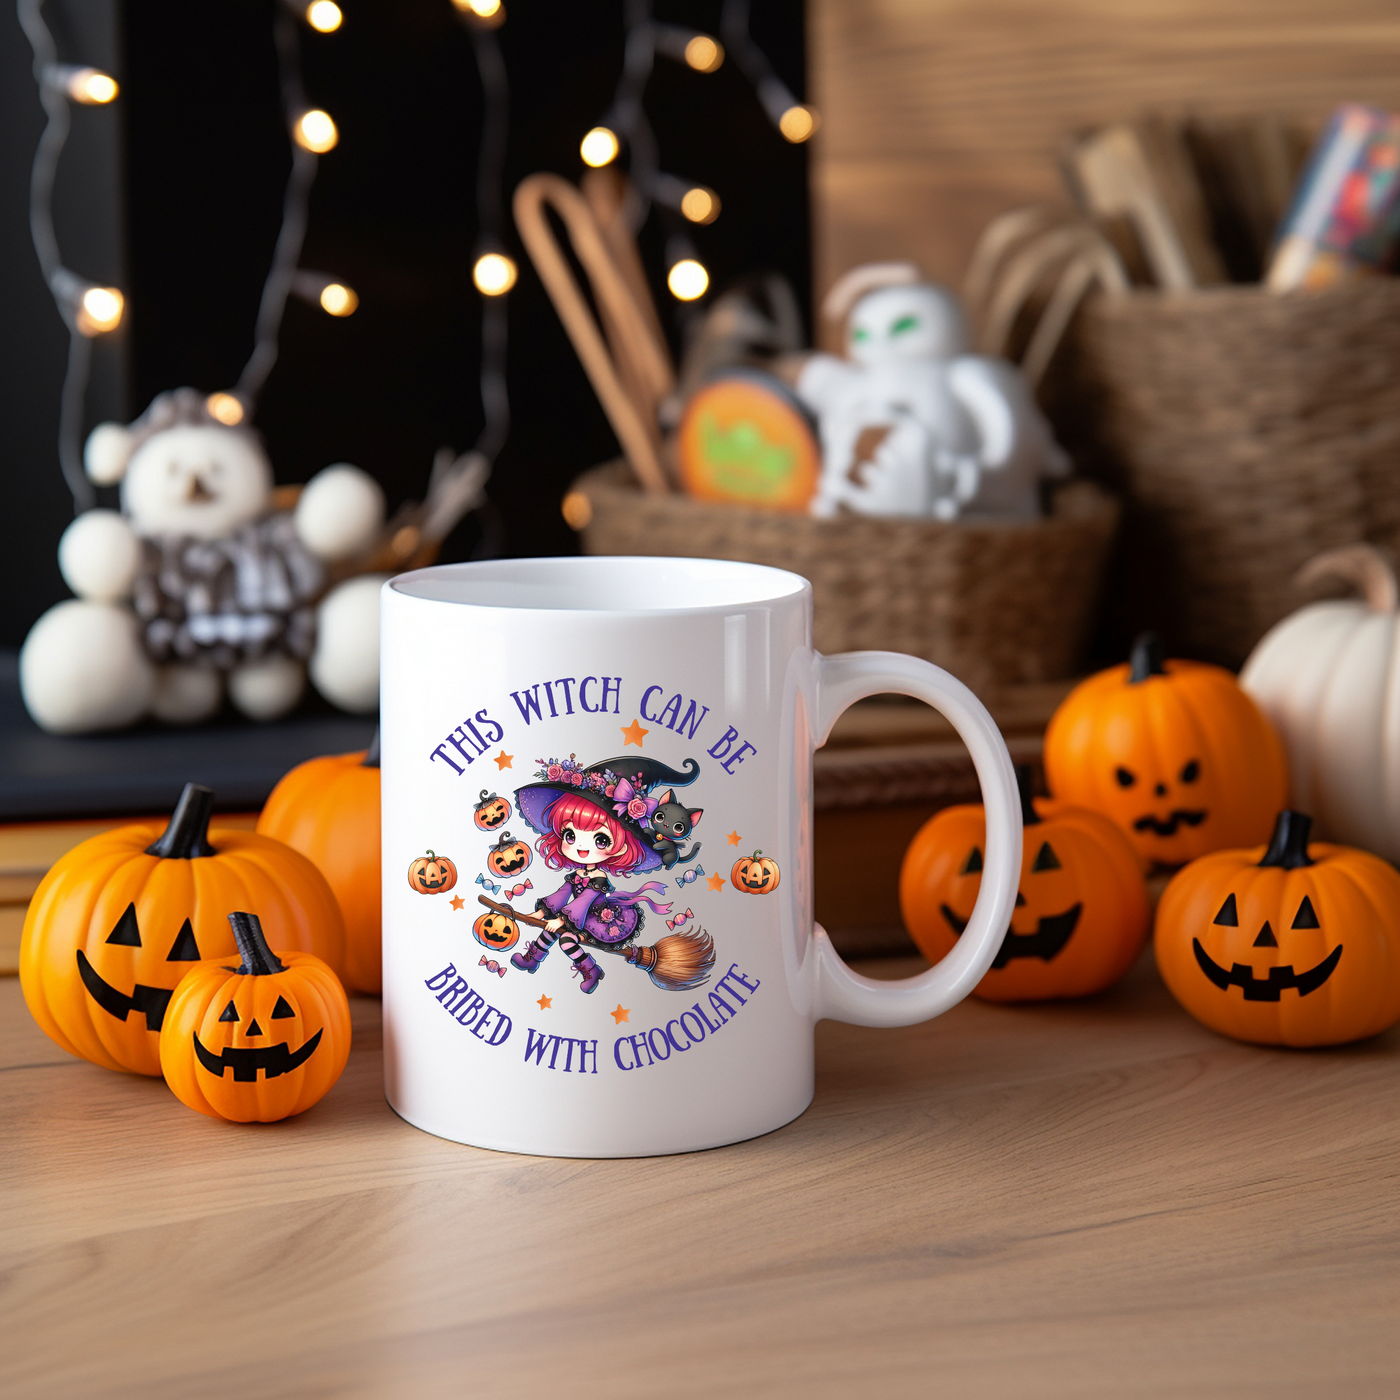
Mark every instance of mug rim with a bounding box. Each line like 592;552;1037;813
387;555;812;618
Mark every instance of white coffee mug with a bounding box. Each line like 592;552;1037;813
380;557;1020;1157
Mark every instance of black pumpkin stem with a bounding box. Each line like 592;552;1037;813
228;911;286;976
1015;765;1041;827
1258;810;1315;869
146;783;216;859
1129;632;1167;683
362;728;381;769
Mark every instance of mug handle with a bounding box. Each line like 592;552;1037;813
811;651;1021;1027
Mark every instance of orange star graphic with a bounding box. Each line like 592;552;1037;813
610;1004;630;1024
449;894;465;911
620;718;648;747
494;750;513;770
707;873;724;891
537;994;552;1010
727;830;742;846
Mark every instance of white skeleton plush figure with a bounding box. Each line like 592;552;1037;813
20;389;387;734
796;263;1069;520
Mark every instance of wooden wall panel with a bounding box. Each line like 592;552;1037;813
809;0;1400;305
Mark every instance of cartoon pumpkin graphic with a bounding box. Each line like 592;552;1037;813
160;910;351;1121
486;831;532;878
1043;632;1287;868
407;850;458;895
731;850;780;894
474;790;512;831
1155;810;1400;1046
901;767;1150;1001
473;910;520;953
20;783;346;1076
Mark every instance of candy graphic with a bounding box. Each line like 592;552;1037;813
504;880;533;899
674;866;707;888
667;908;694;929
478;956;507;978
476;873;502;893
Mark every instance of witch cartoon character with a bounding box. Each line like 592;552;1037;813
503;754;716;995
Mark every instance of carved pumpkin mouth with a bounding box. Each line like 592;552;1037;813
941;903;1082;968
1191;938;1343;1001
481;928;510;944
1132;809;1207;836
193;1027;323;1082
77;950;173;1031
496;855;527;872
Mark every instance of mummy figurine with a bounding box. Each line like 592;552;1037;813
20;388;387;733
795;263;1069;521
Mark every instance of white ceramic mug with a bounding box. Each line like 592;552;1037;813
380;557;1020;1157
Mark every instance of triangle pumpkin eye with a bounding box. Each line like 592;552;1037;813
106;903;142;946
1031;842;1061;872
218;1000;240;1023
271;995;296;1019
1292;896;1320;929
961;847;983;874
166;919;200;961
1213;893;1239;926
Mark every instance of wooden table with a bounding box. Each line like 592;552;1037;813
4;955;1398;1398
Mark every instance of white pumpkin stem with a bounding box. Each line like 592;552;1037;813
1297;544;1398;614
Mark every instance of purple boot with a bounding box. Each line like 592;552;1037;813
571;954;604;995
511;935;553;973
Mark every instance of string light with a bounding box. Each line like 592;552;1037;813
305;1;343;33
294;108;338;153
680;186;720;225
76;285;124;335
778;104;818;144
667;258;709;301
473;252;518;296
580;126;620;168
452;0;505;24
55;66;119;104
319;282;359;315
205;392;246;426
684;35;724;72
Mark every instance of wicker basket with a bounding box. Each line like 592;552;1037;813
569;462;1119;690
1046;278;1400;666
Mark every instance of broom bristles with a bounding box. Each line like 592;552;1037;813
643;927;715;991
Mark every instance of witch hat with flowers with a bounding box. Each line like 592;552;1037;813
514;754;700;873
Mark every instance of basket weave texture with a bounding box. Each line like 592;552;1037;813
572;462;1119;690
1048;278;1400;666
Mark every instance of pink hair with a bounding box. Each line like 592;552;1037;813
537;793;645;874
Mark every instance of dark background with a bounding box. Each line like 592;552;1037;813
1;0;810;649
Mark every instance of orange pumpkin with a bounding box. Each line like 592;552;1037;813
160;911;351;1121
20;784;346;1076
1155;810;1400;1046
407;850;457;895
473;910;520;952
486;831;532;878
474;790;511;831
257;736;381;994
901;766;1151;1001
731;850;780;894
1043;632;1287;868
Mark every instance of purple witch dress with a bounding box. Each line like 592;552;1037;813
537;870;669;947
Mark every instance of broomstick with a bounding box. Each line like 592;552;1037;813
478;896;715;992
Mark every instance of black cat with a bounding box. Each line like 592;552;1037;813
648;789;702;869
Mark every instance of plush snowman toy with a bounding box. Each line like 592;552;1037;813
796;263;1069;520
20;389;387;734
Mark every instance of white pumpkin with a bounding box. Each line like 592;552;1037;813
1240;544;1400;862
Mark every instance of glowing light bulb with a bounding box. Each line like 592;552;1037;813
680;186;720;225
76;286;124;335
452;0;504;19
778;104;819;143
205;392;245;426
294;109;339;153
561;491;593;531
67;68;119;104
319;282;359;316
683;35;723;73
580;126;620;168
305;1;343;32
667;259;709;302
473;253;518;296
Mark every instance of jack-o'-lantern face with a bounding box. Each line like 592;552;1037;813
474;791;511;831
730;851;780;894
1156;810;1400;1046
473;911;519;952
408;851;457;894
487;832;532;878
74;902;203;1042
899;769;1151;1002
1043;634;1288;867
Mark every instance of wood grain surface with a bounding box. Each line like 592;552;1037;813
4;955;1398;1398
809;0;1400;299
